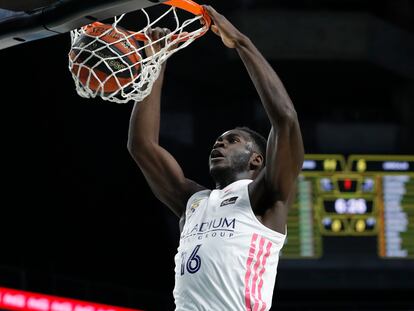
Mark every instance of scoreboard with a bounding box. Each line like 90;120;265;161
283;154;414;259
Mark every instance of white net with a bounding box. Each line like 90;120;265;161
69;5;208;104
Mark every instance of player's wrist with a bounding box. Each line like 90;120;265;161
234;33;250;49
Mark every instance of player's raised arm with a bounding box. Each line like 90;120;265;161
127;28;205;218
204;6;304;211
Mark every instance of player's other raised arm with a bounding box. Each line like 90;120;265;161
127;28;205;218
205;6;304;203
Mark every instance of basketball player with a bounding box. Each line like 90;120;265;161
127;5;304;310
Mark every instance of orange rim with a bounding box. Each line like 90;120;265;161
165;0;207;16
81;0;210;42
132;0;211;41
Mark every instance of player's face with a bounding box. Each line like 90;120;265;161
209;130;254;173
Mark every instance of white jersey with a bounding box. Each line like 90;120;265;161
173;179;286;311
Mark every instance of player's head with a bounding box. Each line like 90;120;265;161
209;127;266;182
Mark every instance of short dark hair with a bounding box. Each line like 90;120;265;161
235;126;267;165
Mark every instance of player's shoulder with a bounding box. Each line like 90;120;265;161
183;179;208;201
182;188;211;223
187;187;211;205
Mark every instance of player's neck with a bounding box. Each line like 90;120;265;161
214;171;253;189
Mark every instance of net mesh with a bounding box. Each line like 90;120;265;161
69;5;207;104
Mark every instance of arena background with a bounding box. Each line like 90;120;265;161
0;0;413;310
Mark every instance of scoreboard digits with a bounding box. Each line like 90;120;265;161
283;154;414;259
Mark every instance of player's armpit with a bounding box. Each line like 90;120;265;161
128;141;206;217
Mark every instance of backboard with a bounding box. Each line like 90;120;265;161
0;0;167;50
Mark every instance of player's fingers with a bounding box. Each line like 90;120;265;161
203;5;221;24
155;27;168;51
144;27;152;44
153;27;163;40
203;5;217;15
163;28;171;44
211;25;220;36
144;27;160;44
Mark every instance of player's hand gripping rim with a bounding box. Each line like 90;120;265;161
203;5;245;49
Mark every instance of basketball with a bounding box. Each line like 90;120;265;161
69;23;141;94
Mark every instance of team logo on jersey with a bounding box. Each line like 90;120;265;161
220;196;238;207
191;199;203;211
187;199;203;218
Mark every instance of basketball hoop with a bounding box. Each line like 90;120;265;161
68;0;210;104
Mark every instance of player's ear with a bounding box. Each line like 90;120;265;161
250;152;264;171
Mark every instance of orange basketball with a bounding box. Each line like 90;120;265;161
69;23;141;94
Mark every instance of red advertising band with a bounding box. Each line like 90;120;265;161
0;288;144;311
